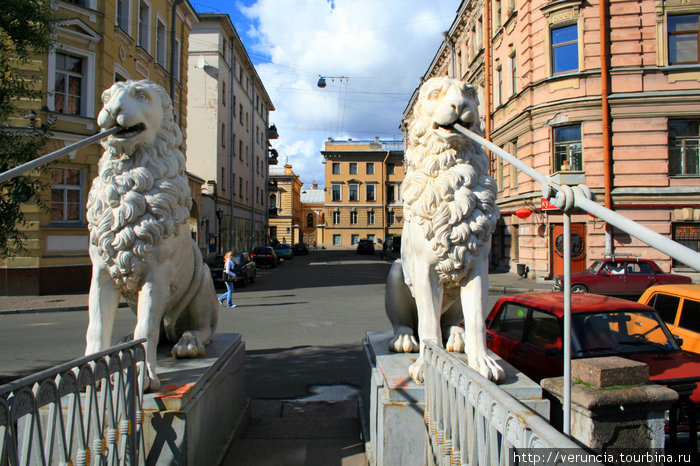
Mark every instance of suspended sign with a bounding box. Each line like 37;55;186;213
541;198;559;211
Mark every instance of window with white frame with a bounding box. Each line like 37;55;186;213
332;162;340;174
332;184;342;202
551;23;578;74
387;185;396;203
669;119;700;175
333;234;342;245
510;53;517;96
51;167;82;223
367;211;375;225
351;234;359;245
387;211;395;225
350;211;358;225
156;18;167;66
54;53;84;116
366;162;374;174
116;0;130;33
366;184;375;202
333;211;341;224
553;124;582;171
138;1;151;52
349;184;359;201
668;14;700;65
349;163;357;174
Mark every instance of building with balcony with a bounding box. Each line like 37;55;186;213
186;13;276;260
1;0;199;295
404;0;700;279
268;164;303;245
321;138;405;248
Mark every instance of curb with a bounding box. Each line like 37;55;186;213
0;302;130;316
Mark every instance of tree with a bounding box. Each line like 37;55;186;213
0;0;55;258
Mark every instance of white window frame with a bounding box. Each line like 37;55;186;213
350;211;358;225
115;0;131;35
349;184;359;202
138;0;152;53
173;37;181;81
155;15;167;66
51;166;83;223
47;45;96;118
333;211;341;224
367;211;375;225
332;184;342;202
366;184;376;202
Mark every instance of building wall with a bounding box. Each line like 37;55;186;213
321;138;405;248
186;13;275;260
269;164;303;245
1;0;198;295
404;0;700;278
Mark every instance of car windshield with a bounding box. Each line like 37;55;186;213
584;260;605;273
232;254;245;266
572;310;679;357
276;244;290;249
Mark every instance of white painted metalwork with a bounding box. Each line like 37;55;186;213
423;341;601;466
0;340;146;466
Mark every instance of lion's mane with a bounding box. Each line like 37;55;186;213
86;83;191;297
402;94;499;285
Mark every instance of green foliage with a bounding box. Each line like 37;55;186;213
0;0;55;258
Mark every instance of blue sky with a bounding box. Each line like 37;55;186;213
189;0;461;185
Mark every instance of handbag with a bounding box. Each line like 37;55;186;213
222;270;236;282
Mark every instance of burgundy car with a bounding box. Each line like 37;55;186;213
554;257;691;297
485;292;700;404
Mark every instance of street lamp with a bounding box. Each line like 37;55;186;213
317;75;348;88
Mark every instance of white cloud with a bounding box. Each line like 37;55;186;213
239;0;461;185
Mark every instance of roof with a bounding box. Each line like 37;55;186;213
301;188;324;204
493;292;654;317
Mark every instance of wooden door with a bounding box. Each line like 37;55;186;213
552;223;587;278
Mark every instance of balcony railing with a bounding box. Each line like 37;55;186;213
0;340;146;466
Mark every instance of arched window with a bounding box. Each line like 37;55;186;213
307;213;314;227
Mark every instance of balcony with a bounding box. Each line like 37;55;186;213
268;148;279;165
268;124;279;140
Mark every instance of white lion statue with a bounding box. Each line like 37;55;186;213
85;80;219;391
385;76;505;384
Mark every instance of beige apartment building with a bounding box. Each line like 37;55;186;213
1;0;199;295
186;13;276;261
321;138;405;248
404;0;700;279
268;164;303;245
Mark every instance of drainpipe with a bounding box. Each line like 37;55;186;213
251;78;256;248
484;0;492;147
230;36;236;252
169;0;184;99
600;0;613;257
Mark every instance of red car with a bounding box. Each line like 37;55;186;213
485;292;700;404
554;258;691;297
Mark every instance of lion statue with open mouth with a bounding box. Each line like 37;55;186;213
385;76;505;384
85;80;219;391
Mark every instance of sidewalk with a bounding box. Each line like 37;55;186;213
0;270;551;315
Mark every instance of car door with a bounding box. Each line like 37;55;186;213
595;261;627;294
513;309;563;381
625;261;655;295
486;302;528;369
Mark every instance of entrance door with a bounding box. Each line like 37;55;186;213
552;223;586;278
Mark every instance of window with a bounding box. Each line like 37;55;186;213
679;298;700;332
239;140;243;160
490;302;528;340
672;223;700;266
221;123;225;147
510;53;517;96
387;211;395;225
509;139;519;189
648;293;680;325
332;162;340;174
222;81;226;105
349;184;359;201
307;213;314;228
220;167;225;190
350;211;358;225
332;185;342;202
333;234;342;245
551;24;578;74
668;14;700;65
55;53;84;116
366;163;375;174
116;0;130;33
366;184;375;202
367;234;375;242
496;65;502;106
367;211;375;225
553;124;582;171
387;185;396;203
525;310;560;348
156;18;167;66
669;120;700;175
173;38;181;81
138;1;151;52
333;211;341;224
349;163;357;174
51;167;82;222
239;178;243;197
351;234;359;245
387;163;395;175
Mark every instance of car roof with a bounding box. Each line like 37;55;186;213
641;284;700;298
493;292;654;317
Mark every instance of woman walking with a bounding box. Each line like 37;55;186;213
219;251;237;308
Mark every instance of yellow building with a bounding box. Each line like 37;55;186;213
1;0;198;295
321;138;404;249
300;183;325;248
268;164;303;245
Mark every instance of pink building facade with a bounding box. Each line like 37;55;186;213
404;0;700;279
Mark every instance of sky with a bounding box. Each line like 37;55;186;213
189;0;462;186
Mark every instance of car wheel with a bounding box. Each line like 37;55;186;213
571;284;588;293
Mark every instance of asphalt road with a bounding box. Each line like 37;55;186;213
0;249;501;397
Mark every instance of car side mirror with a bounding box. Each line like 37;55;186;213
673;335;684;347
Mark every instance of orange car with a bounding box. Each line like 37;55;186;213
639;284;700;355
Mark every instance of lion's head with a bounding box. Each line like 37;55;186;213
402;77;498;284
88;80;190;295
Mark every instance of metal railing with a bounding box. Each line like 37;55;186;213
423;342;600;466
454;124;700;436
0;340;146;466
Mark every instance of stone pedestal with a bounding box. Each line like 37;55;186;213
362;330;549;466
541;356;678;455
142;333;249;465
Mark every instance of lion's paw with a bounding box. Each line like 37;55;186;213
389;333;419;353
172;332;205;358
408;358;424;384
138;362;161;392
473;353;505;384
445;326;465;352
